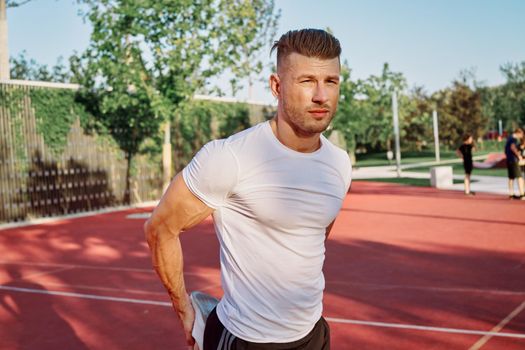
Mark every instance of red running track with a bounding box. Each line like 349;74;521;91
0;181;524;349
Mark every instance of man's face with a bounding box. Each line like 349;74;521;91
271;53;340;136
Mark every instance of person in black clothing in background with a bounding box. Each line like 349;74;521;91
520;136;525;179
505;128;524;199
457;134;475;195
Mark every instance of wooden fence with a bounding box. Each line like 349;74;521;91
0;80;162;223
0;80;274;224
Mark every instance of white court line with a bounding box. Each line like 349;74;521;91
0;260;153;273
1;285;525;340
324;317;525;339
41;282;170;296
37;281;221;296
0;285;172;307
4;261;522;296
327;280;525;296
468;300;525;349
0;260;216;276
126;213;151;219
20;266;74;280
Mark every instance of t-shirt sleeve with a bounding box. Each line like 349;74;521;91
182;139;239;209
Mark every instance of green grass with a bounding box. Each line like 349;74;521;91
355;145;504;168
357;177;465;187
407;163;508;177
477;139;507;152
355;150;457;167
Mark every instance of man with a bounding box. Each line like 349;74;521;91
145;29;351;349
504;128;524;199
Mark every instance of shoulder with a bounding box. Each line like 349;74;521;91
223;121;268;148
196;138;236;165
322;136;351;165
198;121;267;160
182;139;239;209
321;136;352;189
216;122;271;168
186;122;268;177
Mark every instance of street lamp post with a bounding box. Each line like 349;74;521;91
392;91;401;177
433;109;440;163
0;0;10;79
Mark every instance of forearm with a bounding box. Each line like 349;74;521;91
147;223;190;317
143;172;213;345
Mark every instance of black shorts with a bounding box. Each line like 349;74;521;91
507;162;522;179
463;161;473;175
203;308;330;350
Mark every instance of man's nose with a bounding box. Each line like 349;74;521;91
312;84;329;104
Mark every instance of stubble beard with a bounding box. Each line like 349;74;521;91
282;100;335;137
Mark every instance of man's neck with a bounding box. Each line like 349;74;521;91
270;116;321;153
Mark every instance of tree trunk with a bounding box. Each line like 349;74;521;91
124;151;132;204
172;114;186;173
162;121;172;193
248;76;253;101
386;138;392;152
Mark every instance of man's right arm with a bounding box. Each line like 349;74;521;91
144;172;214;346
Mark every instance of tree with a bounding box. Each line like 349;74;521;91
9;51;71;82
498;61;525;128
358;63;407;151
432;81;487;147
331;61;368;155
71;55;160;204
222;0;280;98
477;61;525;134
500;61;525;85
74;0;280;202
5;0;32;5
402;87;433;151
333;62;408;155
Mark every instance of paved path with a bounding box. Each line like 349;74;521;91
352;164;511;196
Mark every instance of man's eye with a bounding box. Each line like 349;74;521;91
300;79;313;83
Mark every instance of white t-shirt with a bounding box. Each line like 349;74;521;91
183;121;352;343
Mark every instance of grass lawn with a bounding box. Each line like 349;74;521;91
355;150;458;167
356;177;466;187
355;143;506;168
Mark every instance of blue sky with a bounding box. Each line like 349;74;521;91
6;0;525;103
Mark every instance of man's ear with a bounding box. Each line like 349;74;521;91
269;73;280;98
